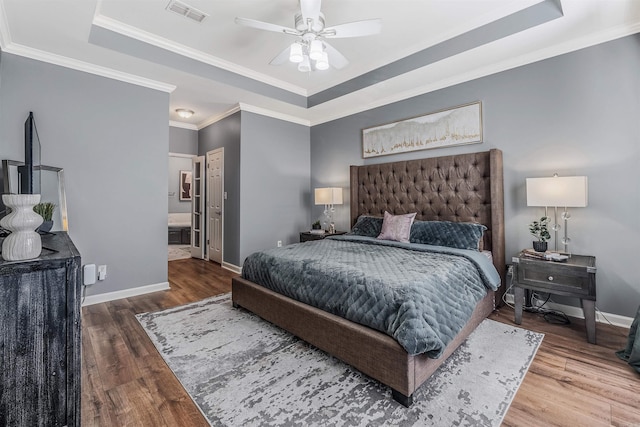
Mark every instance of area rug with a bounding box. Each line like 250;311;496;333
137;294;543;426
168;244;191;261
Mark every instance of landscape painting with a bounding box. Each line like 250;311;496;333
362;102;482;158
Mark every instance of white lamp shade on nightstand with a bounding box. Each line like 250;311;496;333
526;176;588;207
314;188;343;205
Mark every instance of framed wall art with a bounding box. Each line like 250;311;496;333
362;102;482;158
179;170;192;201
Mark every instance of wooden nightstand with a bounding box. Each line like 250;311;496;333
512;252;597;344
299;231;347;242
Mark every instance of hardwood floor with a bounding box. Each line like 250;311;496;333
81;258;640;426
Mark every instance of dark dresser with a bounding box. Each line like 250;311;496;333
0;232;81;426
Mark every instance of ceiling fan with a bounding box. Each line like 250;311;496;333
235;0;381;72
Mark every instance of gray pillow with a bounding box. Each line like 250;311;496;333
410;220;486;251
348;215;383;237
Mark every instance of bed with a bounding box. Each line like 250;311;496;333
232;149;505;406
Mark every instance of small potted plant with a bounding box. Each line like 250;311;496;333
311;220;321;230
529;216;551;252
34;202;56;233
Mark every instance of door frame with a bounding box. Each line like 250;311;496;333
206;148;224;264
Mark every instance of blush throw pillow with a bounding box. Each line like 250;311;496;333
377;211;417;243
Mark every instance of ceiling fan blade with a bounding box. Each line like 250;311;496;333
323;42;349;69
300;0;321;26
323;19;382;38
270;46;291;65
235;17;298;35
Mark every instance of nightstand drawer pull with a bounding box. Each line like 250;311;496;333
548;276;554;281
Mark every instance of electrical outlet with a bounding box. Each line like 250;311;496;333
97;265;107;281
277;240;282;247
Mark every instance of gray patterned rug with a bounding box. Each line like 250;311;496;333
168;244;191;261
137;294;543;426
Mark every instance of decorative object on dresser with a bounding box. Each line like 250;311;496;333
299;230;346;242
137;293;542;426
362;102;482;158
526;175;588;253
34;201;56;233
512;251;596;344
0;232;82;426
314;187;343;232
0;194;43;261
234;149;505;406
528;216;550;252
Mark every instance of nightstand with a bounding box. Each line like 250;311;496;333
299;231;347;242
512;252;597;344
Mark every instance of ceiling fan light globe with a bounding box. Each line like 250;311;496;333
315;51;329;70
289;43;304;63
298;56;312;72
309;39;323;60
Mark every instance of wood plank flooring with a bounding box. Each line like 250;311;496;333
81;258;640;426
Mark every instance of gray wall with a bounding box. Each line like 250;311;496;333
168;155;193;214
169;126;198;154
240;111;310;263
311;34;640;318
0;52;170;296
199;112;241;266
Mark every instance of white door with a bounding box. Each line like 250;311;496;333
207;148;224;264
190;156;205;259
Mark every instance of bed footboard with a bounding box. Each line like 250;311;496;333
232;277;495;406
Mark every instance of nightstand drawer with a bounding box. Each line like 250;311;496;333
519;266;589;295
514;254;596;299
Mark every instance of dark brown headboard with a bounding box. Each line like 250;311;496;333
350;149;505;303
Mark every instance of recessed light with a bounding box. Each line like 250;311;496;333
176;109;195;119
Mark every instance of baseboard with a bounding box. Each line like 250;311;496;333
504;294;633;328
222;261;242;274
82;281;170;306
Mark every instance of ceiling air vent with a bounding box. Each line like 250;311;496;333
166;0;208;23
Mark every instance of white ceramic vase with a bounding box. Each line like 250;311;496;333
1;194;43;261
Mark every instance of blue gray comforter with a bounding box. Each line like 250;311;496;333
241;235;500;357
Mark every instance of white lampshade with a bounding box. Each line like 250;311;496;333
526;176;588;207
289;43;304;63
309;39;323;60
314;187;343;205
315;51;329;70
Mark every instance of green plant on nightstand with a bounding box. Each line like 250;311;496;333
34;202;56;233
311;220;321;230
529;216;551;252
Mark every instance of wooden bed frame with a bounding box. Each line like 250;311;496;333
232;149;505;406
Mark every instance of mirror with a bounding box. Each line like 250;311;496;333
1;160;69;232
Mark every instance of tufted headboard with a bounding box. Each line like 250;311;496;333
350;149;505;303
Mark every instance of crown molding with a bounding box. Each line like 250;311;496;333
169;120;198;130
309;21;640;126
197;103;310;129
239;103;310;126
92;14;307;97
2;43;176;93
197;105;242;130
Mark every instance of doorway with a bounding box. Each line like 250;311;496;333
207;148;224;264
168;152;195;261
